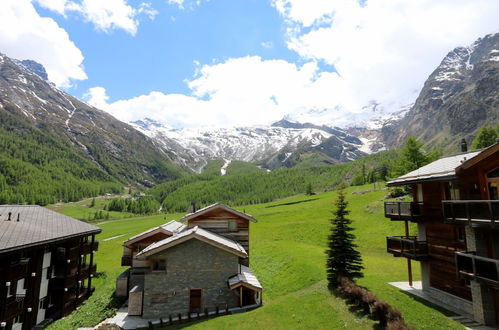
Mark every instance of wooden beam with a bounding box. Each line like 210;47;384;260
239;286;242;307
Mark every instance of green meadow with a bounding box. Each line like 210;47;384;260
48;185;463;330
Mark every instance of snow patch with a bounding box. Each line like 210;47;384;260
220;159;231;175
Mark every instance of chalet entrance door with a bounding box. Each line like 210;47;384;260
189;289;202;313
242;287;255;306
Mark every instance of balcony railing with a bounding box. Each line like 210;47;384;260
80;264;97;279
384;202;423;221
121;255;132;266
4;295;25;320
386;236;429;260
456;251;499;287
443;200;499;226
49;275;78;290
81;241;99;255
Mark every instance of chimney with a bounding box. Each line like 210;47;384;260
17;213;20;222
7;212;11;221
461;138;468;152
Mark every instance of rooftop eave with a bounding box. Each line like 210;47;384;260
387;173;457;186
0;228;101;255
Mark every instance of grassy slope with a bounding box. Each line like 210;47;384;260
48;185;463;330
47;197;140;221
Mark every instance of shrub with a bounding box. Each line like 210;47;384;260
388;319;410;330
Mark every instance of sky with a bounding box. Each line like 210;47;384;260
0;0;498;129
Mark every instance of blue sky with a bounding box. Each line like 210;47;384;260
0;0;498;128
33;0;301;102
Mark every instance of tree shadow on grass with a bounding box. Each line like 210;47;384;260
329;288;390;330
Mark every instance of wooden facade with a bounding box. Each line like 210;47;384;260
0;206;100;330
386;142;499;325
185;209;250;257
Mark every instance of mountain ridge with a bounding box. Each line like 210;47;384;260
0;53;186;189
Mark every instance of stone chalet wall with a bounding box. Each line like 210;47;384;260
142;239;240;318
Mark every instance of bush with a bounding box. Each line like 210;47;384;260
388;319;410;330
388;186;406;198
337;277;409;328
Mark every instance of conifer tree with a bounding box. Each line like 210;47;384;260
471;126;498;149
326;188;363;289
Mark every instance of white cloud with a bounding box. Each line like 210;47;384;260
167;0;205;10
0;0;87;87
85;56;353;128
83;86;109;109
261;41;274;49
34;0;157;35
272;0;499;115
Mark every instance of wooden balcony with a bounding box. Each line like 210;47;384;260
386;236;429;260
456;252;499;287
79;264;97;279
384;202;423;221
443;200;499;227
3;295;25;320
49;274;78;290
81;241;99;255
6;259;29;281
121;255;132;266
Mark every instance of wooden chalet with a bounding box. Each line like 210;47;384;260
0;206;100;330
116;203;262;319
385;140;499;325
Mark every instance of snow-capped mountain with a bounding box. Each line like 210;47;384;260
130;118;372;173
0;53;183;186
380;32;499;150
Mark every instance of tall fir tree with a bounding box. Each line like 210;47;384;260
326;188;363;289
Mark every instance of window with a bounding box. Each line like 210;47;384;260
152;259;166;272
228;220;238;232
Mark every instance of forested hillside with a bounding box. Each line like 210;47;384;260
0;104;121;205
149;150;399;212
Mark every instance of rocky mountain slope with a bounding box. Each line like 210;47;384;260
0;53;184;187
380;33;499;151
130;118;370;172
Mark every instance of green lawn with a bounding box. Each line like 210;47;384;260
47;185;463;330
47;196;146;221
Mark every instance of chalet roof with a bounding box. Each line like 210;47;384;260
228;265;263;291
0;205;101;254
124;220;185;245
136;226;247;258
387;150;482;186
387;142;499;186
180;203;257;223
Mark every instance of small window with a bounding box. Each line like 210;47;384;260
152;259;166;272
228;220;237;232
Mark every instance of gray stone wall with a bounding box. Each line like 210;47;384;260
142;239;239;318
470;281;496;325
426;286;474;316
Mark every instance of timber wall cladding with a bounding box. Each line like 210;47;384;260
426;220;471;300
187;209;250;252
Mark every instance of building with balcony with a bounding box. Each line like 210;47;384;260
116;203;263;318
0;206;100;330
385;141;499;325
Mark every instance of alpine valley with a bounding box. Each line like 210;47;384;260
0;32;497;202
